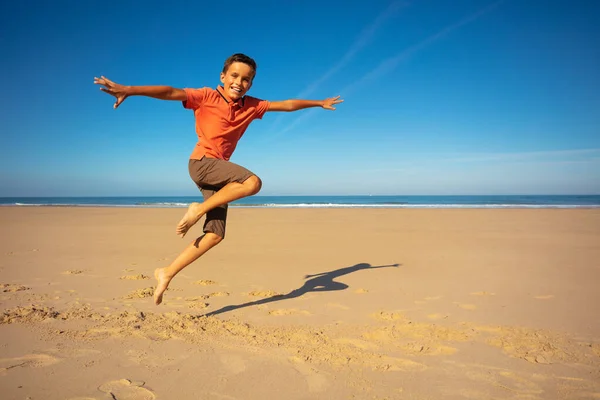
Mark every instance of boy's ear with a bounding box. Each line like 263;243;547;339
220;72;225;84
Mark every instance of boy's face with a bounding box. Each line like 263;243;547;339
220;62;255;101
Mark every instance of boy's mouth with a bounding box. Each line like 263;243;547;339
229;86;242;95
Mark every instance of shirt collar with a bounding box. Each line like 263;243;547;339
216;86;245;107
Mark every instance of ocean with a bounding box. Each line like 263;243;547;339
1;195;599;209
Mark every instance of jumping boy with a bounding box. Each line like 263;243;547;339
94;53;343;305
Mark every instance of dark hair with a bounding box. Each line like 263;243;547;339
222;53;257;76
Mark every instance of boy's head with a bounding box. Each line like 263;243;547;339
220;53;257;102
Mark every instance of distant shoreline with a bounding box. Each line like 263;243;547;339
1;194;599;209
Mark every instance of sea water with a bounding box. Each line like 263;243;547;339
2;195;599;208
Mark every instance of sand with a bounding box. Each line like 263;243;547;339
0;206;599;399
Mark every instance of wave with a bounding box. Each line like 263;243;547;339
5;202;598;209
135;202;190;207
233;203;600;209
7;202;189;207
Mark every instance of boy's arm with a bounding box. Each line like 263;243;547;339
267;95;343;112
94;76;187;109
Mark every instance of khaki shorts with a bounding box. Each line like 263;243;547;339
188;157;255;238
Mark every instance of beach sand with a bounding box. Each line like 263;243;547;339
1;207;599;399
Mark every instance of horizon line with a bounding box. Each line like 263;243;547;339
2;193;599;198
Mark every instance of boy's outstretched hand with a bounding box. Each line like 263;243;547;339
94;76;129;109
322;95;344;110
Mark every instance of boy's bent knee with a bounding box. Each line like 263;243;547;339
244;175;262;195
203;232;224;246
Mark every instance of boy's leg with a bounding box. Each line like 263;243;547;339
154;185;229;305
176;158;261;237
153;232;222;305
155;158;255;304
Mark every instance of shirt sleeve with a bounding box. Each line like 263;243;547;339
182;88;208;110
246;97;270;120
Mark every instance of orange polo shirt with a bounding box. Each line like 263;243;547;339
183;86;270;161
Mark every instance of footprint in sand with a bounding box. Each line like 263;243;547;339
206;292;230;298
120;274;150;280
268;309;311;316
219;354;247;375
555;376;600;399
185;295;209;301
470;291;496;296
45;348;101;359
62;270;84;275
1;283;30;292
98;379;155;400
247;290;283;298
427;313;449;320
0;353;62;376
123;287;154;299
188;302;209;310
334;337;379;351
289;356;329;393
373;356;427;372
372;311;405;321
465;368;542;396
193;280;217;286
424;295;443;301
355;288;369;294
590;343;600;357
534;295;554;300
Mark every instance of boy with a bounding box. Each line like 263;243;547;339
94;53;343;305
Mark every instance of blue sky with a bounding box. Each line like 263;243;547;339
1;0;599;196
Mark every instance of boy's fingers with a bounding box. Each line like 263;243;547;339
114;96;126;109
100;88;118;98
99;76;115;86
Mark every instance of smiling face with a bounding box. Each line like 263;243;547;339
220;62;255;102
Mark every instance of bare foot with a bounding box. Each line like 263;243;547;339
176;202;204;238
154;268;172;305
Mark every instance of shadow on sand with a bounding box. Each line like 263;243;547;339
202;262;400;317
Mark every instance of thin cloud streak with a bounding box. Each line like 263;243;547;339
278;0;506;135
362;148;600;172
442;148;600;163
269;1;407;135
297;0;407;99
341;0;506;95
